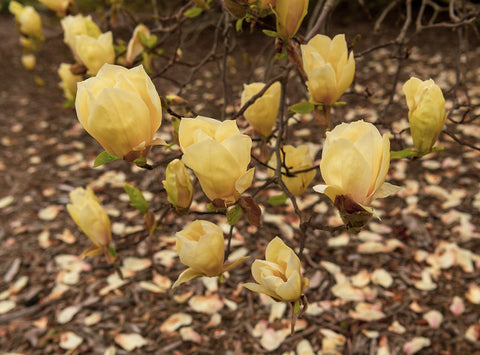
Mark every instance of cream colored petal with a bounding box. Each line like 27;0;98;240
370;182;401;201
75;32;115;75
402;77;422;110
334;120;375;142
306;63;337;105
284;250;301;279
87;88;151;158
275;271;302;302
251;260;284;284
178;232;224;276
320;138;371;204
261;274;285;296
172;268;203;288
125;25;150;65
307;34;332;60
265;237;296;265
235;168;255;196
221;134;252;170
335;51;355;102
116;65;162;137
182;140;242;201
215;120;240;142
242;282;279;300
178;116;220;151
96;63;128;81
328;34;348;75
313;184;345;202
368;134;391;201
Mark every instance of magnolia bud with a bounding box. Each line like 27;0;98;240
9;1;44;39
67;187;113;260
274;0;309;40
21;54;36;71
163;159;194;213
173;220;248;288
58;63;82;101
403;77;446;153
241;81;280;137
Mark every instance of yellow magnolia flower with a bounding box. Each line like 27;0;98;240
243;237;309;302
403;77;446;153
162;159;194;212
125;24;151;66
74;32;115;75
241;81;281;137
67;187;113;261
313;120;399;230
179;116;254;207
173;220;248;288
57;63;82;101
39;0;71;15
268;145;316;196
60;14;102;63
9;1;44;39
301;34;355;105
21;54;36;71
75;64;163;160
274;0;309;39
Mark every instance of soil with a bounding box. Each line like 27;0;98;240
1;4;480;355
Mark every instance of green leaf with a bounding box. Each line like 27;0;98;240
275;52;288;60
227;204;243;226
289;101;314;114
171;117;181;136
293;299;300;314
124;184;149;215
62;99;74;108
262;29;280;38
206;203;216;211
134;156;147;168
107;246;117;257
236;18;244;33
184;7;204;18
139;32;157;49
268;193;287;206
332;101;346;107
94;151;119;167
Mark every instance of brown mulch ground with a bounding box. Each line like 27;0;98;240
1;5;480;355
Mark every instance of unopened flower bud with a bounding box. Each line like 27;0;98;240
403;77;446;153
163;159;193;213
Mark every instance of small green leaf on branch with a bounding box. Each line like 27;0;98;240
236;18;244;32
262;29;280;38
275;52;288;60
184;7;204;18
289;101;314;114
94;151;119;167
124;184;149;215
107;246;117;257
227;204;243;226
268;193;287;206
